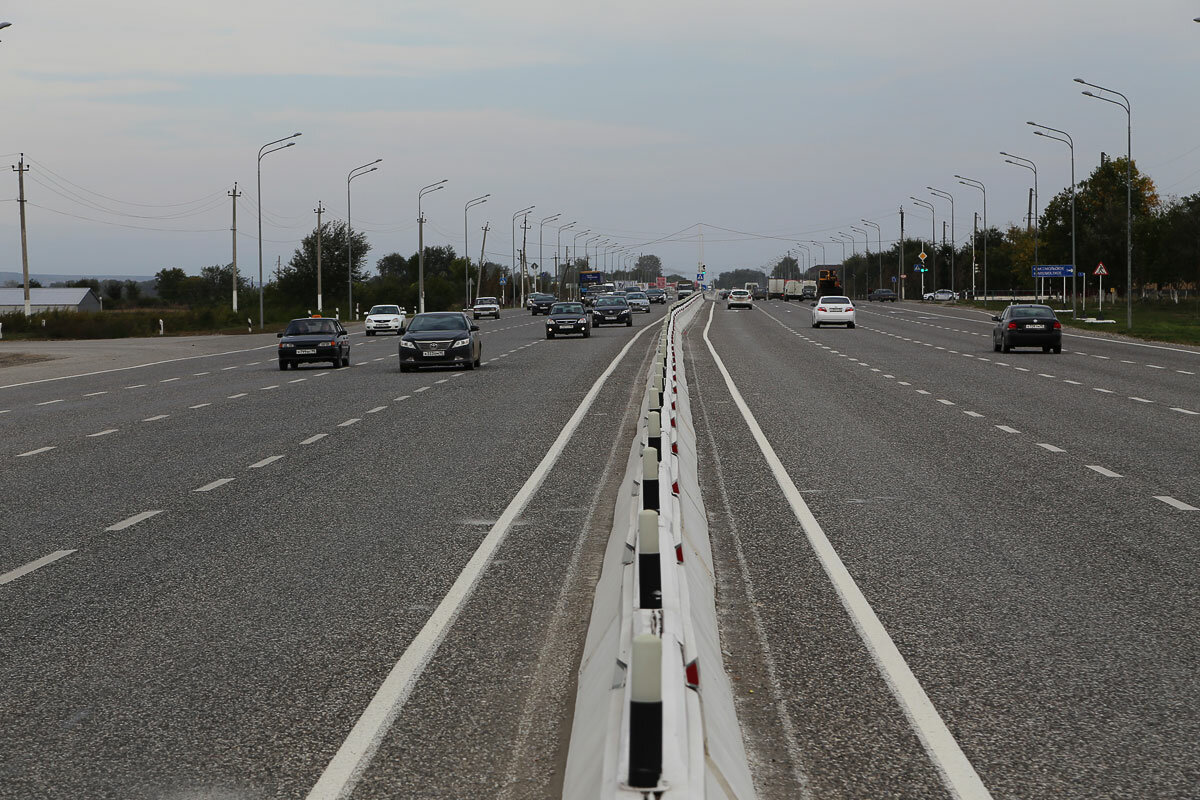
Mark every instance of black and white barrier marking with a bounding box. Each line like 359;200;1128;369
563;293;755;799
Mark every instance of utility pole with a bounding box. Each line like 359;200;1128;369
519;214;531;307
972;212;978;299
478;222;490;300
899;206;905;301
314;201;325;312
276;255;282;282
13;155;31;316
229;182;242;312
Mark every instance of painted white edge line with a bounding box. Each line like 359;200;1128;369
105;510;164;531
305;315;665;800
0;550;77;586
700;302;992;800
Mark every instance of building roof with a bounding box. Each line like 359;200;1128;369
0;287;98;305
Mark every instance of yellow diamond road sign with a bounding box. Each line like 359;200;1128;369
918;251;927;261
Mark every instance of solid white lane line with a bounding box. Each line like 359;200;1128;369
414;386;430;393
300;434;328;445
963;411;984;418
367;406;387;414
35;399;64;406
17;446;56;457
338;418;361;427
1170;407;1199;415
1154;496;1198;511
1086;465;1123;478
87;429;119;437
160;377;180;383
105;510;164;531
189;403;212;409
249;455;285;468
0;550;77;586
305;313;665;800
1129;397;1153;403
700;303;992;800
394;395;410;401
83;391;108;397
142;414;169;421
228;393;248;399
1036;443;1066;453
194;478;234;492
995;425;1020;434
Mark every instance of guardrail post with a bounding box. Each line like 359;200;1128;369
642;446;659;511
628;633;663;789
637;509;662;609
647;411;661;458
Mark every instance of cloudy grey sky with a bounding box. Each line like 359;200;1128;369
2;0;1198;281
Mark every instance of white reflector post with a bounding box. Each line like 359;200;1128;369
628;633;663;788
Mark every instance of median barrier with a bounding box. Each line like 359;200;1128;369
563;292;755;799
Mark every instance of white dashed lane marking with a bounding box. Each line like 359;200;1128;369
87;429;118;437
300;434;328;445
228;393;247;399
1171;407;1199;415
160;378;180;383
17;446;56;457
83;391;108;397
367;406;387;414
1086;465;1123;478
963;411;984;418
142;414;169;422
249;455;285;468
1037;443;1066;453
189;403;212;409
105;510;163;531
995;425;1020;434
195;478;235;493
1129;397;1153;403
0;550;77;586
338;418;361;427
35;399;64;406
1154;496;1198;511
414;386;430;393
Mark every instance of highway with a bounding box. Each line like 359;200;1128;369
2;296;1197;799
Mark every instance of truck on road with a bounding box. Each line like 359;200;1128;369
817;269;841;297
744;282;766;301
767;278;787;300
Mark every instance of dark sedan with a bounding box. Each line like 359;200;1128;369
277;316;350;370
867;289;898;302
591;296;633;327
529;293;558;315
992;304;1063;353
399;312;482;371
545;302;591;339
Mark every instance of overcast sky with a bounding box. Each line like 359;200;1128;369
2;1;1198;281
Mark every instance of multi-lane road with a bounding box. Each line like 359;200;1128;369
2;297;1197;799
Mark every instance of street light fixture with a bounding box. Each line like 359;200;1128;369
1029;121;1077;314
257;132;301;329
536;213;560;300
570;229;590;298
860;219;883;292
555;221;576;293
955;175;987;303
416;179;448;314
1000;152;1040;295
510;205;534;307
928;187;956;295
345;159;381;319
909;197;936;287
464;194;490;307
1076;77;1133;329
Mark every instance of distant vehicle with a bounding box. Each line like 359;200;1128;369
399;312;482;371
930;289;956;301
529;293;557;315
744;282;766;300
364;304;406;336
718;289;730;299
811;295;855;328
546;301;591;339
676;280;695;299
767;278;787;300
799;282;817;301
472;297;501;320
591;295;633;327
783;280;803;302
867;289;898;302
992;305;1062;353
645;288;667;304
727;289;753;310
817;269;841;297
625;291;651;312
277;316;350;370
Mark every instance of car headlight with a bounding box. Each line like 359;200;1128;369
578;317;587;324
400;339;417;349
451;338;471;349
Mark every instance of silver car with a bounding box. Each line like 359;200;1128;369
625;291;651;312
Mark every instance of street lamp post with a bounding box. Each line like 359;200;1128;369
537;213;560;297
955;175;987;303
257;132;301;329
555;221;576;295
796;244;811;277
910;197;936;288
1077;78;1133;329
464;194;490;307
850;226;870;290
1029;121;1077;315
860;219;883;292
346;159;381;319
1000;152;1039;297
928;187;955;295
417;179;448;314
585;235;602;268
570;229;590;299
808;240;826;266
510;205;535;307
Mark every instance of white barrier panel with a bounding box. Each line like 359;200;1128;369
563;294;755;799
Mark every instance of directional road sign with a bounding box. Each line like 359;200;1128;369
1032;265;1075;278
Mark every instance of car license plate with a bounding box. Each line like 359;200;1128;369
559;322;573;327
423;350;445;357
296;348;316;355
1026;324;1045;329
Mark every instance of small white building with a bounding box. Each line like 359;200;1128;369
0;287;104;314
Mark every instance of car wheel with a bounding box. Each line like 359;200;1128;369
1001;338;1011;353
546;331;555;339
727;305;732;310
343;353;350;366
278;360;288;371
1042;345;1051;353
583;328;591;338
847;322;855;329
1053;345;1062;354
993;338;1002;352
812;321;820;328
626;319;633;327
495;313;501;319
366;330;373;336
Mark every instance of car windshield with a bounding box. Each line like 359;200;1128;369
368;306;401;315
285;319;338;335
1011;307;1054;318
596;298;627;307
407;313;468;332
552;303;584;314
475;298;497;305
627;293;647;299
731;291;750;297
647;289;663;294
822;297;851;304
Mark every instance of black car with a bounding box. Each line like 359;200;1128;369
529;293;557;315
545;302;591;339
277;316;350;370
399;312;483;371
645;288;667;304
992;304;1063;353
868;289;898;302
591;296;633;327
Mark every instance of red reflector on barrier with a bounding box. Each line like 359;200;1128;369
675;544;683;563
672;442;678;454
685;659;699;688
672;481;679;495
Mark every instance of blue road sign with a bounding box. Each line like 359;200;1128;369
1032;265;1074;278
913;265;928;273
891;276;897;283
499;277;507;285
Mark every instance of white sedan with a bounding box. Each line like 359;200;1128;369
811;295;855;328
364;304;406;335
472;297;501;320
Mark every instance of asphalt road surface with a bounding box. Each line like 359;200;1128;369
3;295;1197;799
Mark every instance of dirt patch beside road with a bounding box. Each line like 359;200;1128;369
0;352;58;369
